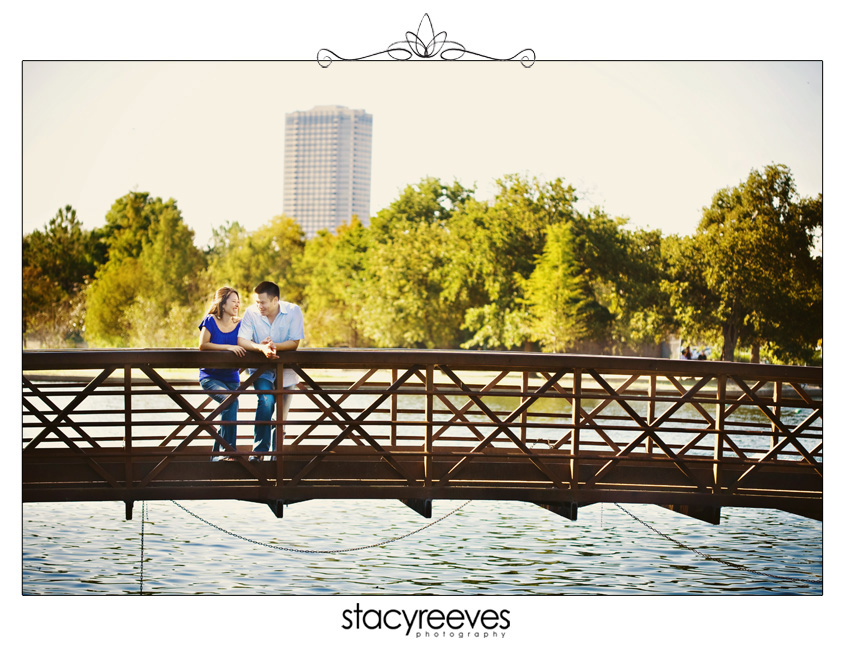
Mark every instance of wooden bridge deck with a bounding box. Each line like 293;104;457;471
22;349;822;524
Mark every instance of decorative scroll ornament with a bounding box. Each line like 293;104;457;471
318;14;535;67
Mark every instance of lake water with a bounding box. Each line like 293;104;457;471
22;375;823;596
22;496;821;595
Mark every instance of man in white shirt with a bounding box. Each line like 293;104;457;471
237;281;305;461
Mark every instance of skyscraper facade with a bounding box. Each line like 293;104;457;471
283;105;373;239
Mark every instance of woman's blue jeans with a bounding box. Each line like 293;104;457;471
252;377;293;454
199;378;240;461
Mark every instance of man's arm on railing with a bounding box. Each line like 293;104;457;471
235;309;278;359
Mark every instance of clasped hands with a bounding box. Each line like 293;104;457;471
257;337;279;359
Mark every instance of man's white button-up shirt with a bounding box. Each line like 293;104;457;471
237;301;304;387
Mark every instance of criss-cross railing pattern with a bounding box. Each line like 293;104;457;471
22;349;822;520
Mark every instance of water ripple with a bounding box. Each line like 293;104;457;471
22;498;822;595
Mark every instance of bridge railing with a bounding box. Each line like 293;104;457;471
22;349;822;519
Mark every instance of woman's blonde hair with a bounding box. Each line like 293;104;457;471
208;287;239;319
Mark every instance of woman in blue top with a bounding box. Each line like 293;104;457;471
198;287;246;461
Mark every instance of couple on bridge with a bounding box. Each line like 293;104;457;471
197;282;305;462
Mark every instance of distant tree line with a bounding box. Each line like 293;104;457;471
22;164;822;364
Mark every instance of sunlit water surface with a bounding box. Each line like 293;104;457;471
22;497;821;595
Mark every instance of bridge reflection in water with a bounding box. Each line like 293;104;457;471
22;349;822;524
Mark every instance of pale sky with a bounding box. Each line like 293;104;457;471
23;59;821;245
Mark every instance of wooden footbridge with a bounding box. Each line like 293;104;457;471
22;349;822;524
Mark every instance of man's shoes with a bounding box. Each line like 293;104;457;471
248;456;262;463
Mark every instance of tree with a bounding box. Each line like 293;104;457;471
667;165;822;363
753;192;822;363
454;178;672;354
618;226;672;347
85;257;145;347
354;178;475;348
100;192;156;262
22;205;105;347
138;198;206;307
299;217;371;347
367;177;474;240
206;214;305;305
361;219;465;347
524;221;602;352
660;233;722;353
22;265;66;348
85;193;206;347
454;175;579;350
568;208;668;352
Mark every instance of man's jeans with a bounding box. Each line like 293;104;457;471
199;378;240;461
252;377;294;454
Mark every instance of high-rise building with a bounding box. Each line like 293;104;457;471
283;105;373;239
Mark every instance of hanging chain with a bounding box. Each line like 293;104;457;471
167;499;819;586
170;499;472;554
614;503;822;586
139;501;147;595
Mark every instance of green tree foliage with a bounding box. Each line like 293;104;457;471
453;176;663;354
664;164;822;363
355;179;475;347
206;214;305;305
456;175;579;350
568;208;668;351
85;193;206;347
300;217;371;347
368;177;474;239
140;201;206;307
84;257;144;347
619;226;672;345
524;221;600;352
22;205;105;346
24;166;820;365
660;234;722;354
362;220;463;347
100;191;155;261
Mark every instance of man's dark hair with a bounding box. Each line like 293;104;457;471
253;281;280;299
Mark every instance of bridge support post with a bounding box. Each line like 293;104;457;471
399;498;432;518
646;375;656;454
570;370;581;489
781;505;822;522
425;365;434;488
659;504;721;525
263;499;314;517
533;501;584;521
771;381;782;454
124;366;133;499
714;376;726;492
125;500;134;520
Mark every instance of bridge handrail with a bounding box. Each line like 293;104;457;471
22;348;823;384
